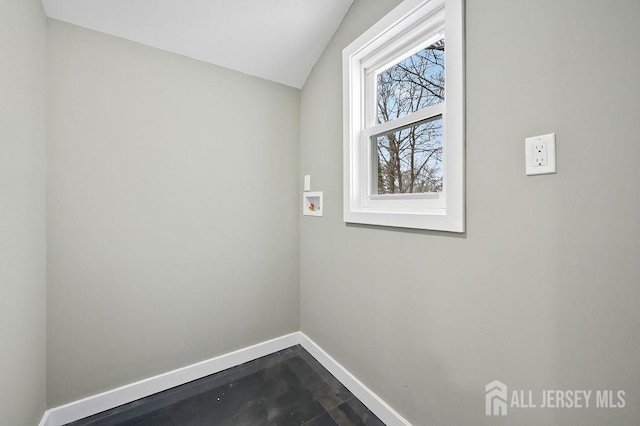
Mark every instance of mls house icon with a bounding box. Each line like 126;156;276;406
486;380;508;416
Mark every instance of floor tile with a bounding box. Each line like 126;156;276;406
65;345;384;426
302;412;339;426
328;398;385;426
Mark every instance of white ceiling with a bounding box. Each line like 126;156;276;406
41;0;354;88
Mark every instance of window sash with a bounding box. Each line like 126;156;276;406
362;105;446;209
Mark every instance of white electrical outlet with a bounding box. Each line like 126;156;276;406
533;143;547;166
525;133;556;175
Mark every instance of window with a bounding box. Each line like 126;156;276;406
343;0;464;232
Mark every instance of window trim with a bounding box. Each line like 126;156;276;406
342;0;465;232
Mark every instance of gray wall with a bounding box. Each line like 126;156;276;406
300;0;640;424
47;20;300;406
0;0;48;424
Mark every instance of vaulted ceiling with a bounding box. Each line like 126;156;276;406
41;0;354;88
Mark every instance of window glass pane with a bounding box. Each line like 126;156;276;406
376;39;445;124
375;116;443;194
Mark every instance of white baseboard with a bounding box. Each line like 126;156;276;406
299;333;412;426
39;331;410;426
43;332;299;426
38;410;51;426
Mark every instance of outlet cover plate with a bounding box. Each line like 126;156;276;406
525;133;556;176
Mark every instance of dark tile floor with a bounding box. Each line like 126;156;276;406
66;345;385;425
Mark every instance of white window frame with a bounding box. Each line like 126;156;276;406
343;0;465;232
